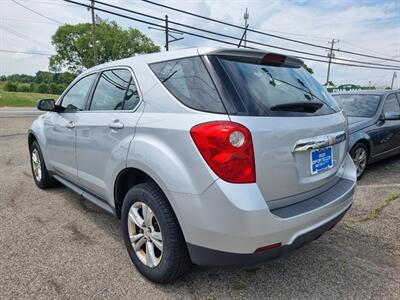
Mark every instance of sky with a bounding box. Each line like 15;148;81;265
0;0;399;88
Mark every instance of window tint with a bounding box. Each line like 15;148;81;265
90;70;131;111
383;94;400;114
61;74;96;112
150;56;226;113
123;79;140;110
217;57;339;116
332;94;381;117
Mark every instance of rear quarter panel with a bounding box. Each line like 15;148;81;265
127;111;228;195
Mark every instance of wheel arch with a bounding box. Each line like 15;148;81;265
113;167;182;223
113;166;189;243
351;138;371;159
114;167;154;218
28;130;37;148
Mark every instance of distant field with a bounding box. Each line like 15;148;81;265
0;88;59;107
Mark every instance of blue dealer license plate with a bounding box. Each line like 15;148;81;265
310;146;333;175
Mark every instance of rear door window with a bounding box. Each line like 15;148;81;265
150;57;226;113
383;94;400;114
123;78;140;110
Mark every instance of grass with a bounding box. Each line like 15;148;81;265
0;90;59;107
355;192;400;222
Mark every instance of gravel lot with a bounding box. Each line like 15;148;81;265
1;110;399;299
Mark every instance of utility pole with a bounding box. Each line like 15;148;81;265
165;15;169;51
243;8;249;47
90;0;97;65
325;38;339;86
391;71;397;89
148;14;183;51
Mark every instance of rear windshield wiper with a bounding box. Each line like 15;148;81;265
162;70;177;83
270;102;323;113
260;68;338;111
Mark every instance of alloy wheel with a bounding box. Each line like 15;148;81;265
31;149;42;182
127;201;163;268
352;147;367;177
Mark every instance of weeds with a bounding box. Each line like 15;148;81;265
355;192;400;222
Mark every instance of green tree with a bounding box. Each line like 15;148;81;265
303;64;314;74
50;21;160;73
5;74;34;83
56;83;67;94
17;83;31;92
48;83;58;94
35;71;53;84
4;81;18;92
35;83;49;93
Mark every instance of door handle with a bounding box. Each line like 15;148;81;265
65;121;75;129
109;120;124;129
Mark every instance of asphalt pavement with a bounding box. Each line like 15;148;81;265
0;109;399;299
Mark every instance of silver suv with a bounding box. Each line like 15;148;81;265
29;48;357;283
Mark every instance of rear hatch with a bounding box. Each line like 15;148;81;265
231;113;347;209
207;50;347;209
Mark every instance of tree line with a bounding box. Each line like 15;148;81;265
1;20;160;95
1;71;76;95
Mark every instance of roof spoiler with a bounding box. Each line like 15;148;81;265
208;49;304;68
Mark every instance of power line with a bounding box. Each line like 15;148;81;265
0;17;58;25
63;0;400;71
0;25;53;50
0;49;54;56
10;0;63;25
88;0;400;69
137;0;332;42
141;0;400;63
340;40;391;58
13;0;78;7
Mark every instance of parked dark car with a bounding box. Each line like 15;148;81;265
332;90;400;178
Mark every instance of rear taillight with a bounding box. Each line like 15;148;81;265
190;121;255;183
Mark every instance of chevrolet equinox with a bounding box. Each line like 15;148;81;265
29;48;357;283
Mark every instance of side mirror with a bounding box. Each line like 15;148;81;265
37;99;56;112
383;112;400;121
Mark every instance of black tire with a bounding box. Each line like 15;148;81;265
121;182;191;283
350;143;369;179
29;141;57;189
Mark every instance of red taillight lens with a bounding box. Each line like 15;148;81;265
190;121;255;183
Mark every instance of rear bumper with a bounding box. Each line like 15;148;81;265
187;205;350;266
169;154;356;265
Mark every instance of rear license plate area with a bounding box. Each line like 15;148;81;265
310;146;333;175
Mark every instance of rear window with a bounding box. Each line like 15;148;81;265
216;57;339;116
332;94;381;117
150;56;226;113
